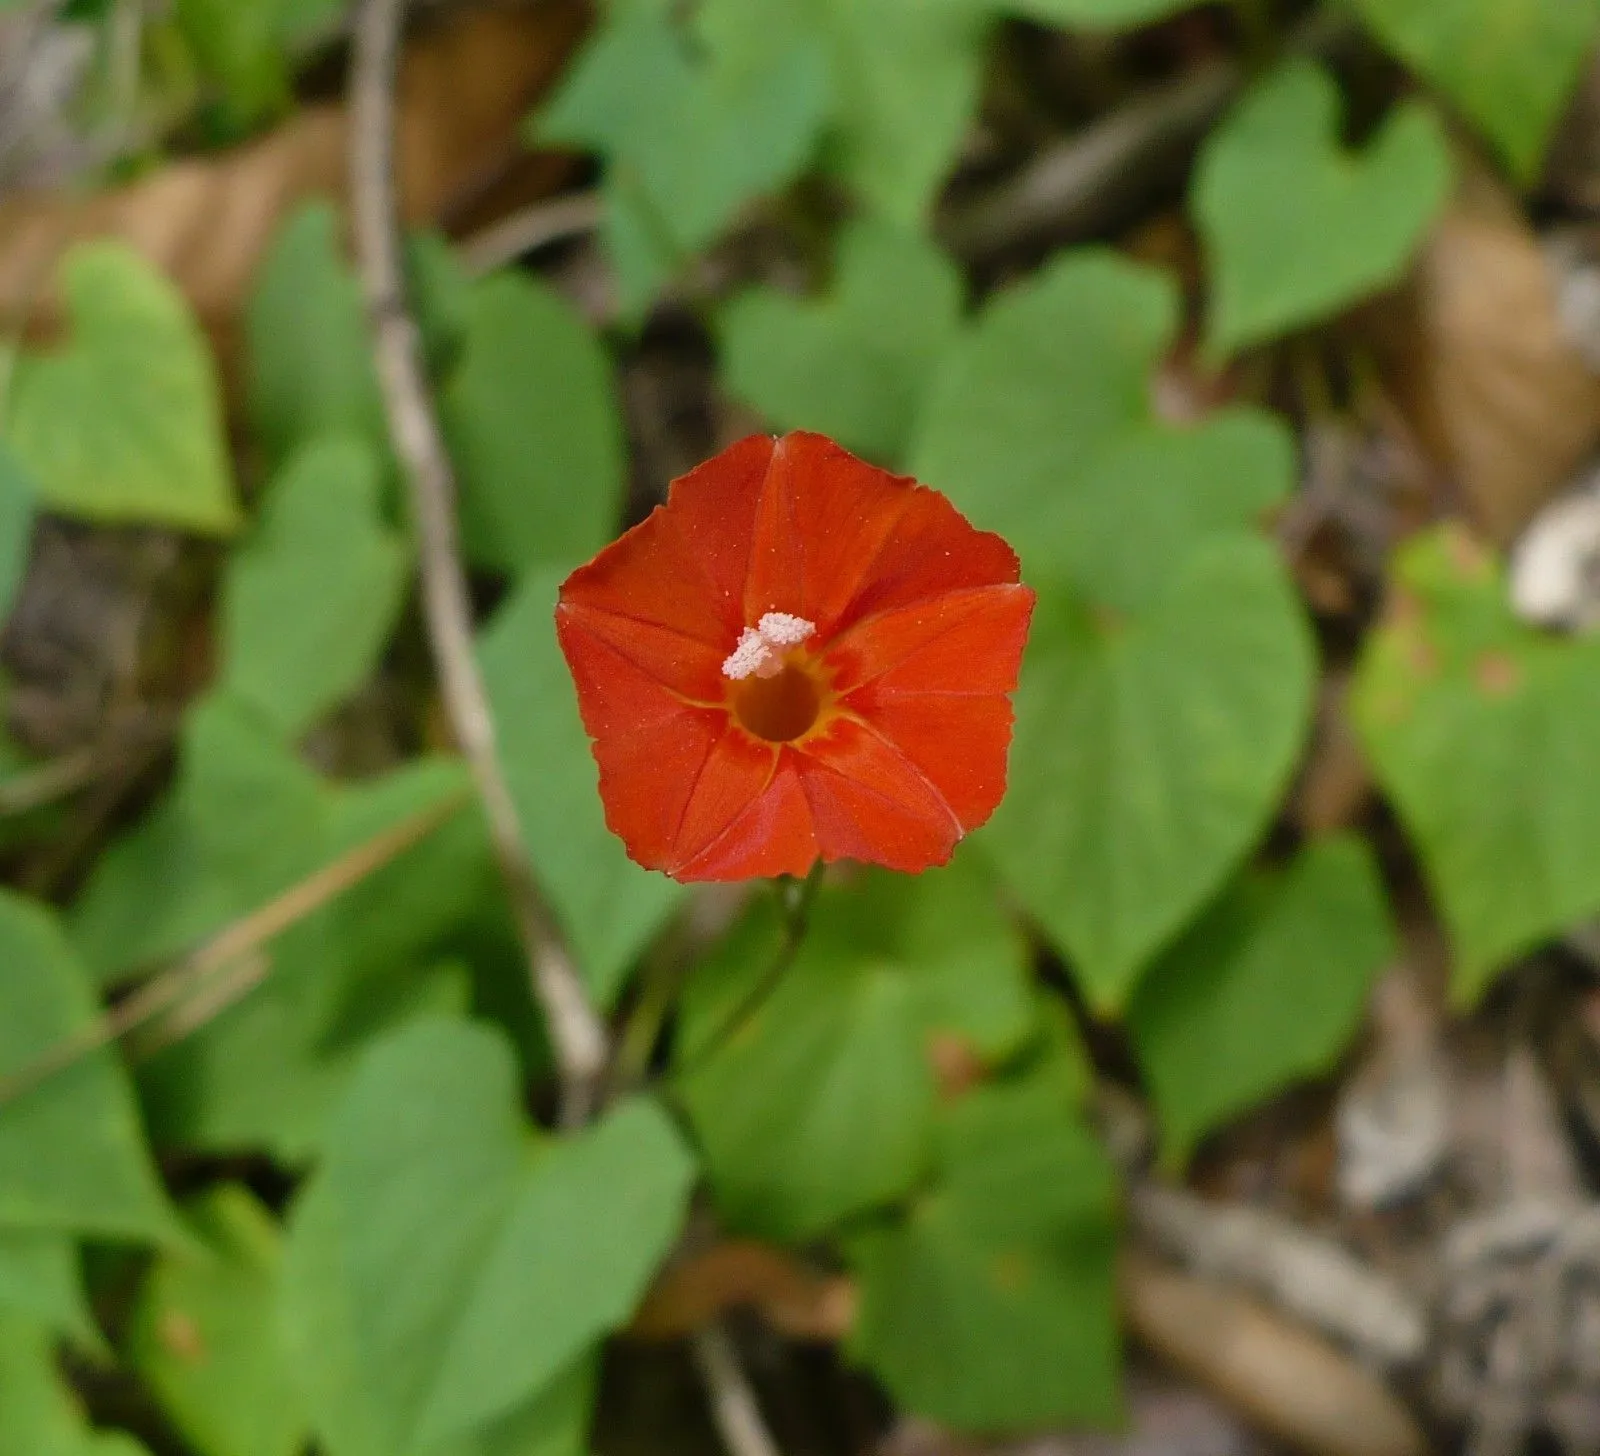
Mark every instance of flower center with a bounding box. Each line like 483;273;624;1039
722;613;823;742
732;662;822;742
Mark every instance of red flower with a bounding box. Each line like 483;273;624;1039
555;432;1035;881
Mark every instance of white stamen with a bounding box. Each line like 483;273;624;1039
757;612;815;646
721;612;817;681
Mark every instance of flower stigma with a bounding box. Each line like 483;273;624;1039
721;613;816;681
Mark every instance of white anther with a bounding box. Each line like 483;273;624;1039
721;613;816;681
757;612;815;646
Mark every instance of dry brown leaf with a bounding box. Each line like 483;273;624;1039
628;1241;857;1343
1404;180;1600;545
1123;1253;1427;1456
0;0;587;344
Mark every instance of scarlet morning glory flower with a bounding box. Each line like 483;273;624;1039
555;431;1036;882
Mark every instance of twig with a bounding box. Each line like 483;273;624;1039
130;949;272;1059
0;789;467;1110
690;1323;784;1456
1129;1181;1428;1368
462;189;604;277
0;713;176;818
348;0;609;1127
935;6;1352;261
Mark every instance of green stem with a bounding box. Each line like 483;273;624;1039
675;861;824;1080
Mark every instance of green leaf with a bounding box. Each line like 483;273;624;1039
1128;836;1396;1167
913;253;1237;573
1351;0;1600;180
133;758;485;1160
677;856;1034;1240
246;204;384;468
0;1315;150;1456
1194;61;1452;360
535;0;829;314
911;253;1315;1006
478;569;683;1006
1351;524;1600;1002
719;219;963;461
406;232;475;385
0;442;36;626
70;693;327;986
128;1186;307;1456
141;960;472;1165
700;0;987;226
808;0;988;226
9;243;238;533
176;0;292;133
220;434;409;737
1011;0;1203;22
0;1233;98;1349
0;891;176;1243
996;539;1314;1009
846;1060;1122;1431
281;1018;692;1453
442;273;625;574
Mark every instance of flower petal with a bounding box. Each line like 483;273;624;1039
841;690;1018;831
826;583;1036;698
743;433;915;634
672;753;818;881
558;600;726;701
561;433;773;652
794;716;963;871
556;612;724;868
829;479;1023;634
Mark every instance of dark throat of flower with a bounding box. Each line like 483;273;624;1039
731;663;822;743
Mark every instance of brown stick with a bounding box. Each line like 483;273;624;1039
347;0;608;1127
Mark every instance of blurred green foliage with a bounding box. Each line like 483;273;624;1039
2;0;1600;1449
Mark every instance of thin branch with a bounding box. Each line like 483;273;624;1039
0;714;176;818
130;950;272;1060
936;5;1352;262
0;790;467;1111
348;0;609;1127
462;189;604;277
690;1323;785;1456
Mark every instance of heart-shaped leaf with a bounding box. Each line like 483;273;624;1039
996;539;1315;1009
846;1055;1121;1431
221;434;408;739
9;244;238;534
0;1314;150;1455
911;252;1315;1007
1128;835;1396;1167
676;855;1035;1241
719;220;962;461
246;204;386;470
0;1233;97;1349
0;892;177;1243
442;273;625;575
281;1019;691;1453
129;1186;307;1456
1353;523;1600;1002
1351;0;1600;181
698;0;990;226
1195;61;1452;360
535;0;829;315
